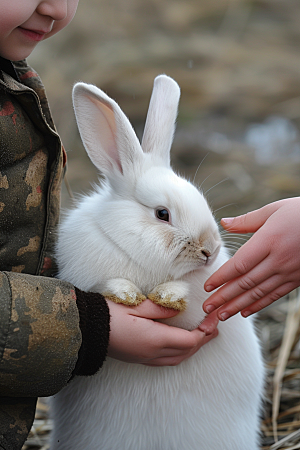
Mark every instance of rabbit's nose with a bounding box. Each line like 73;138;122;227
201;249;211;259
204;243;221;265
197;247;212;264
198;235;221;263
200;248;213;265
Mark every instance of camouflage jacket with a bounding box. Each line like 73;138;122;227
0;59;109;450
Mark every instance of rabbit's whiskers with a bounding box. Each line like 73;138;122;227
192;152;210;184
204;178;230;196
214;203;237;214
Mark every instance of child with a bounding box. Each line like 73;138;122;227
0;1;218;448
200;197;300;334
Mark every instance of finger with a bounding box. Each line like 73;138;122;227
221;201;283;234
176;327;218;351
204;255;278;312
198;310;219;335
144;330;219;366
159;327;207;352
206;200;289;293
241;282;300;317
157;326;218;355
204;231;271;293
127;298;180;320
215;274;288;320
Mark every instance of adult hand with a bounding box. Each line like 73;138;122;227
200;198;300;334
107;299;218;366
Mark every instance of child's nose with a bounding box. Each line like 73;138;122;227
37;0;68;21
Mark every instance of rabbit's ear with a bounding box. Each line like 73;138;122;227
72;83;143;177
141;75;180;167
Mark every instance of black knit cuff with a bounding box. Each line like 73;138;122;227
71;288;110;377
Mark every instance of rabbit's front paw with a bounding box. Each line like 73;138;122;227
102;278;146;306
148;281;188;311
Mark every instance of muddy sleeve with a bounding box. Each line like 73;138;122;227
0;271;109;398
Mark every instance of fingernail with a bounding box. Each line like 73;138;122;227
242;311;251;318
221;218;234;226
219;312;230;321
205;285;214;292
204;304;216;313
199;325;212;336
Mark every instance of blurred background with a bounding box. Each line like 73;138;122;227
25;1;300;448
28;0;300;218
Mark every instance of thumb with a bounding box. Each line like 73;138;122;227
130;298;179;320
221;202;282;234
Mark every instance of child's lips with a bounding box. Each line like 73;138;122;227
18;27;48;42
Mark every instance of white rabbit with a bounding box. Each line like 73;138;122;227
51;75;264;450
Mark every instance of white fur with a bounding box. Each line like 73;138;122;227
51;75;264;450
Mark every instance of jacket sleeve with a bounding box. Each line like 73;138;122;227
0;271;82;397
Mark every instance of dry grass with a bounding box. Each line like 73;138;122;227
23;398;51;449
22;291;300;450
259;290;300;449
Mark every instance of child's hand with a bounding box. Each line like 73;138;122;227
107;299;218;366
200;198;300;332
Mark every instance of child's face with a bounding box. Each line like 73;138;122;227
0;0;79;61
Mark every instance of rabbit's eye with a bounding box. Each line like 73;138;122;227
156;208;170;222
